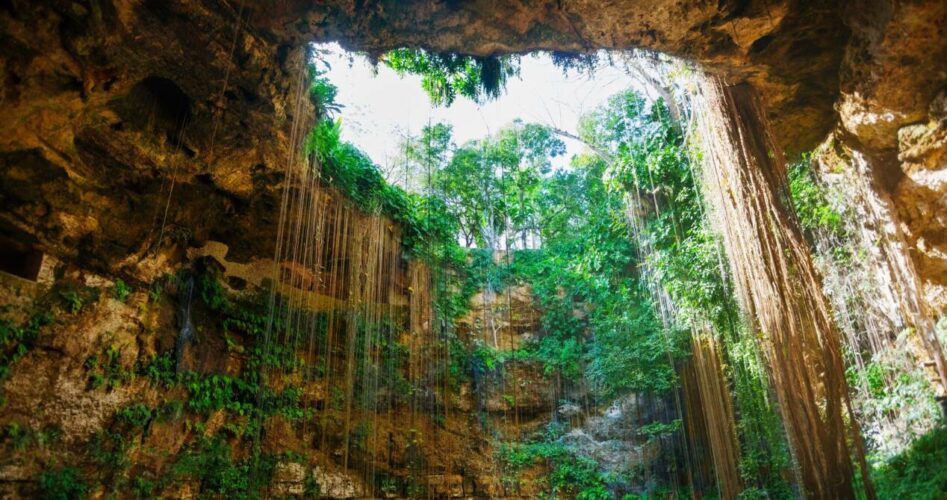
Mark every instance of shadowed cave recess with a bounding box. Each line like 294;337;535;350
1;1;946;498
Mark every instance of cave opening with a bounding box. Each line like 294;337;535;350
0;234;43;282
236;42;945;498
245;43;739;498
114;76;193;148
2;2;946;498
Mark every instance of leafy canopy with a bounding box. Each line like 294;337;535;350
383;48;520;106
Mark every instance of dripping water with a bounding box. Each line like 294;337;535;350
174;273;196;373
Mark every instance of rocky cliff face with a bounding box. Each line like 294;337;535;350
0;250;556;497
2;0;943;314
1;0;307;284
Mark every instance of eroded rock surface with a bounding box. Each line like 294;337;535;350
2;0;945;304
1;0;947;497
1;0;309;281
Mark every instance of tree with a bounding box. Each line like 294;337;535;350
490;121;565;248
391;123;454;193
414;121;565;249
432;144;503;247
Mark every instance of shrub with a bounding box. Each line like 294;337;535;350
873;425;947;499
59;291;83;314
85;344;132;391
113;279;132;302
0;312;52;386
38;466;88;500
115;403;153;428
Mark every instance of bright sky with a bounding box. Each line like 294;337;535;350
314;43;638;173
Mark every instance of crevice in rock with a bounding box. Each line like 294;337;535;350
114;76;193;149
0;233;43;282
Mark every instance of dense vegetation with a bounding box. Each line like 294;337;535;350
303;55;871;496
383;49;520;106
303;55;702;494
872;425;947;498
6;51;943;499
318;49;947;496
308;52;793;494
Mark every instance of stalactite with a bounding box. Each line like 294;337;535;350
693;74;873;499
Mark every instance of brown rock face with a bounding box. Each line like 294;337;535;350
892;98;947;312
831;0;947;314
1;0;309;280
1;0;946;495
250;0;847;154
2;0;945;300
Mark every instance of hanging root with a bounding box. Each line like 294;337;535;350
693;74;874;499
690;330;742;499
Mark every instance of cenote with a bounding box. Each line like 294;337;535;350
1;2;946;499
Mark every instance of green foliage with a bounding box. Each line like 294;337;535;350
787;155;844;237
586;92;735;326
727;335;794;497
168;224;193;245
148;279;164;303
308;119;389;210
308;57;341;118
845;351;941;447
498;441;613;498
135;270;310;424
636;419;682;442
848;360;890;399
304;468;323;497
383;48;519;106
115;403;153;429
38;466;88;500
183;373;256;416
381;105;682;400
787;155;854;268
430;120;565;247
101;429;281;498
3;421;60;451
57;284;99;314
471;342;500;372
398;92;687;400
113;279;132;302
173;436;276;499
59;291;83;314
511;99;682;395
581;90;795;494
401;122;454;185
549;51;601;74
873;425;947;499
85;344;133;391
3;422;32;451
378;475;397;495
89;429;131;473
194;264;278;339
296;56;472;291
131;476;157;499
138;357;307;421
0;312;51;386
583;280;681;395
305;119;462;260
139;353;176;388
